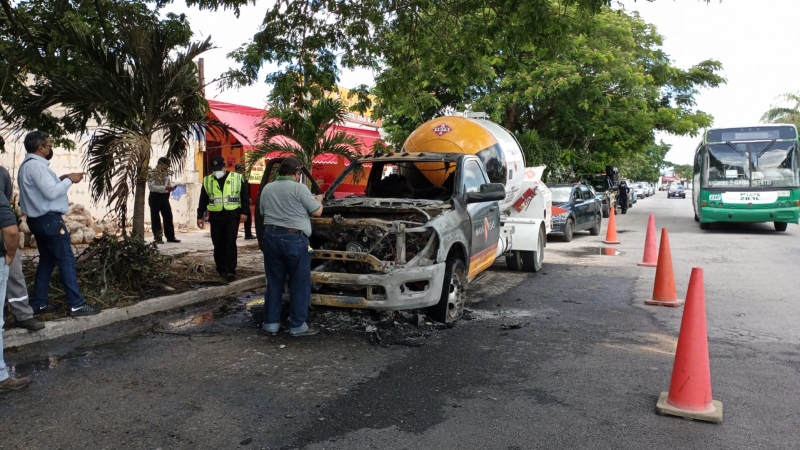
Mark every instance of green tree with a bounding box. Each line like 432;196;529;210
671;164;693;180
3;9;229;237
760;93;800;128
245;97;361;173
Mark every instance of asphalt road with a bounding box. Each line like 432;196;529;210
1;191;799;449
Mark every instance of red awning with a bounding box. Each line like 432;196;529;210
207;100;266;150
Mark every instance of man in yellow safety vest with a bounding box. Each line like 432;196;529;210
196;155;250;280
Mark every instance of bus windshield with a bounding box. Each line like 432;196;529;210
705;141;798;188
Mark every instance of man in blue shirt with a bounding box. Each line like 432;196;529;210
18;131;101;317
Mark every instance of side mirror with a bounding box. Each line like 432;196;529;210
466;183;506;204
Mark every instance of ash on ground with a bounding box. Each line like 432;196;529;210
245;297;453;347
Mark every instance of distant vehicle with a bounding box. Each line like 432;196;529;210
668;183;686;198
550;184;603;242
692;124;800;231
633;182;647;199
659;183;669;191
648;183;656;196
590;177;618;218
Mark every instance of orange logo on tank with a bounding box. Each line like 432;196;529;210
432;123;452;137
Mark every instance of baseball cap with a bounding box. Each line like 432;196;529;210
210;155;225;170
279;157;303;174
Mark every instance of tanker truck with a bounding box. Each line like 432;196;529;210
275;115;552;323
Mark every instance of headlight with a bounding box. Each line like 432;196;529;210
553;212;569;222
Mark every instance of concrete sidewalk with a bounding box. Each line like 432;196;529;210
6;229;266;349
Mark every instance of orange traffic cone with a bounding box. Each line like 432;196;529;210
645;228;684;307
656;267;723;423
602;207;620;244
638;214;658;267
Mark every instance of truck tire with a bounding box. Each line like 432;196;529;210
427;256;466;324
602;204;609;218
775;222;788;232
507;226;546;273
589;214;602;236
561;218;574;242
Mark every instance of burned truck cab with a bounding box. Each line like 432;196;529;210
307;152;504;322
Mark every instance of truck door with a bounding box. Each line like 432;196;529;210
460;158;501;280
579;186;597;224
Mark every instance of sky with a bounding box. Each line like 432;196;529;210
164;0;800;166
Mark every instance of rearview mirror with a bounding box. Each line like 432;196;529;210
466;183;506;204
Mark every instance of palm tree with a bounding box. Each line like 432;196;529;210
245;97;362;173
761;92;800;128
6;18;230;237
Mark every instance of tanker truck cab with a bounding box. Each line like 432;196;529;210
304;115;551;323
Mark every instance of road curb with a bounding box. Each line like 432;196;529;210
3;275;265;349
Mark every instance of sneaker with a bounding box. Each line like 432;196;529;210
166;238;181;243
31;304;58;315
15;318;45;331
290;327;319;337
0;376;31;392
69;303;102;317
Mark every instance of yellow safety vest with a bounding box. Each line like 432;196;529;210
204;172;243;212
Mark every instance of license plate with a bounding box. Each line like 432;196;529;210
738;192;760;201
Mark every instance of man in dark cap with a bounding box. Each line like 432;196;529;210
259;157;324;337
197;155;250;280
235;163;256;240
148;157;180;244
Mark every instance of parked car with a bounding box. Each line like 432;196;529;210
590;177;618;218
647;183;656;196
632;183;647;199
550;184;603;242
659;183;669;191
667;182;686;198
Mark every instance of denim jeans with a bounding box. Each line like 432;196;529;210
0;262;12;381
27;214;85;309
261;227;311;333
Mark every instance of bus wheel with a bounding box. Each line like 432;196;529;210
694;213;700;222
774;222;788;232
699;222;710;230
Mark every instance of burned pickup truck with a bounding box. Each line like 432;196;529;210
258;116;552;322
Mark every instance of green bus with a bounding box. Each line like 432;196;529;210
692;125;800;231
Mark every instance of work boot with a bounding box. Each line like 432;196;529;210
166;238;181;243
15;318;45;331
0;375;31;392
225;273;236;281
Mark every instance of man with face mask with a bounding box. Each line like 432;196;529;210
196;155;250;280
18;131;101;316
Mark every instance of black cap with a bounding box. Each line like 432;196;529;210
279;157;303;174
210;155;225;170
157;157;170;166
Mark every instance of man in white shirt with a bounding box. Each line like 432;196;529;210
147;157;180;244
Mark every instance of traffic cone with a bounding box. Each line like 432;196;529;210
645;228;684;307
602;207;620;244
638;214;658;267
656;267;723;423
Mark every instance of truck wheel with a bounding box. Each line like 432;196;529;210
589;214;602;236
602;204;609;219
507;226;546;272
775;222;788;232
427;256;466;324
561;219;574;242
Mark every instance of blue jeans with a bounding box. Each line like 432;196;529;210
27;214;85;309
261;227;311;333
0;262;11;381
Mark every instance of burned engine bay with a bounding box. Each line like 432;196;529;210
309;205;446;275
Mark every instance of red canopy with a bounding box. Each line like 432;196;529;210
206;100;266;150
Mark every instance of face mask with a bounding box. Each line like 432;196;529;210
213;170;225;179
45;148;53;161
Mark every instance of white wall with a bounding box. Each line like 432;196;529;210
0;131;203;234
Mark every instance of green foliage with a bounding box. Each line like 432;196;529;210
760;93;800;129
78;234;171;296
1;1;231;236
672;164;693;180
245;97;361;173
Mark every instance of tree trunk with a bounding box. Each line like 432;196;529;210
131;175;147;238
